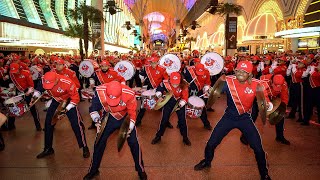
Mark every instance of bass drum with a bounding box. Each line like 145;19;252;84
114;60;136;81
159;54;181;75
79;59;99;78
201;52;224;76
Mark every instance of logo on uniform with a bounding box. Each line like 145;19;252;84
156;70;160;75
173;76;178;80
19;75;25;78
241;63;247;68
244;87;253;94
57;87;64;93
108;74;113;78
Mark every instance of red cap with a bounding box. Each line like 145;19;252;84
10;63;20;73
105;81;122;106
265;55;272;61
272;74;285;91
308;54;315;59
192;50;199;55
236;61;253;73
100;60;111;66
225;56;232;61
298;60;307;66
170;72;181;85
56;58;65;64
195;63;205;76
253;55;260;61
148;57;159;63
42;72;57;89
121;55;127;60
193;58;200;63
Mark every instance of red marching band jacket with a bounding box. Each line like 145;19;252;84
96;69;125;84
260;74;289;105
51;68;80;89
187;66;211;90
225;76;270;115
132;59;143;70
94;84;137;123
273;64;287;77
162;80;188;104
310;63;320;88
43;75;80;105
145;65;168;89
291;67;305;83
9;70;34;92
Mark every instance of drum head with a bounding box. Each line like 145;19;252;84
79;60;95;77
142;89;155;96
188;96;205;107
4;96;23;105
159;54;181;75
29;66;39;80
114;61;135;81
201;52;224;76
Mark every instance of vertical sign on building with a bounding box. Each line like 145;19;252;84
92;22;102;50
226;16;237;49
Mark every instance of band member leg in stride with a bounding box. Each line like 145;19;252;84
33;72;89;159
194;61;272;180
240;74;290;145
85;81;147;180
0;112;7;151
151;72;191;146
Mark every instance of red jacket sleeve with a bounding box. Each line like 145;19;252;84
70;71;80;89
68;82;80;105
25;71;34;88
280;83;289;105
126;95;137;123
181;87;189;103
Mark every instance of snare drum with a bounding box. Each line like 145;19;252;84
186;96;205;118
141;90;157;110
4;96;29;117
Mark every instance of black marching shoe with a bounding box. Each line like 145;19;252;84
83;146;90;158
240;135;249;145
36;126;42;131
204;125;213;130
275;137;290;145
0;133;5;151
138;172;148;180
83;170;99;180
194;159;211;171
261;174;271;180
183;137;191;146
166;121;173;129
151;136;161;144
36;148;54;159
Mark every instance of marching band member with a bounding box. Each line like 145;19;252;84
85;81;147;180
183;63;213;130
224;56;235;75
87;60;125;129
33;72;90;159
135;56;168;126
307;56;320;123
151;72;191;145
272;56;287;77
0;112;7;151
251;55;260;78
52;58;81;89
129;54;143;88
286;59;307;123
194;61;272;180
240;74;290;145
259;55;272;75
6;62;41;131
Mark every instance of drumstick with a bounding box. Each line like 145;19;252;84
189;77;197;84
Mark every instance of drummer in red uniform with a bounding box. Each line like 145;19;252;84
136;56;168;126
33;72;90;159
52;58;80;89
272;56;288;77
259;55;272;75
87;60;125;129
223;56;235;75
5;63;41;131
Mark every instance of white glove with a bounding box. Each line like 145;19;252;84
65;103;75;111
95;120;102;133
89;78;95;86
179;100;186;107
33;90;41;98
286;64;292;76
139;75;145;81
302;67;310;78
259;62;264;71
90;111;100;122
45;99;52;108
267;102;273;112
127;121;135;137
203;85;210;93
310;66;315;74
156;91;162;98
